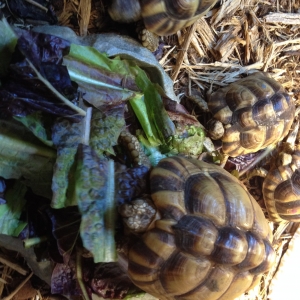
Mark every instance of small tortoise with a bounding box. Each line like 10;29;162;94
262;146;300;223
108;0;218;51
207;72;295;158
121;156;275;300
251;122;300;223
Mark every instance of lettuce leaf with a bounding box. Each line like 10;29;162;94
0;12;18;78
75;144;116;263
0;119;56;199
0;180;27;236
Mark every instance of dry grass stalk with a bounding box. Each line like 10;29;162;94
264;12;300;24
78;0;92;36
171;21;199;82
0;253;28;276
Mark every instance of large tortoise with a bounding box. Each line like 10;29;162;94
120;156;275;300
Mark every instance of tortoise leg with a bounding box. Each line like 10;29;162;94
136;21;159;52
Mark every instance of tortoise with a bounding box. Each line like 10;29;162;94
207;71;295;159
262;146;300;223
108;0;219;51
246;122;300;223
120;156;275;300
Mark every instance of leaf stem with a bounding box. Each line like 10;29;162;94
76;248;90;300
82;107;92;145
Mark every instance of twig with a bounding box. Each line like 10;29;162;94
79;0;91;36
2;272;33;300
76;249;90;300
274;38;300;47
0;254;28;276
264;13;300;25
24;0;48;12
171;21;199;82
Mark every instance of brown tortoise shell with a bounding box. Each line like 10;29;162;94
127;157;275;300
263;148;300;223
109;0;218;36
208;72;295;157
141;0;218;35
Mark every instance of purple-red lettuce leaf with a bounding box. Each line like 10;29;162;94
75;144;116;263
0;60;84;121
51;256;83;296
13;28;70;71
0;27;85;120
7;0;58;25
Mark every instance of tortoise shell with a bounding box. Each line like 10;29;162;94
263;148;300;223
208;72;295;157
109;0;218;36
127;156;275;300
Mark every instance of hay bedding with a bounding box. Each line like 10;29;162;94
1;0;300;299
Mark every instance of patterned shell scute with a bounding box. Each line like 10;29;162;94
208;72;295;157
263;149;300;223
141;0;219;35
127;156;275;300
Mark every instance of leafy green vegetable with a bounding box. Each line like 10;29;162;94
90;107;125;156
14;113;54;147
133;68;175;144
136;131;167;166
51;118;83;208
0;27;85;120
0;181;27;236
75;144;116;263
63;44;140;110
64;43;175;145
0;12;18;78
0;119;55;198
129;94;161;146
166;125;205;156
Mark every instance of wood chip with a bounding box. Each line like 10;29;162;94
265;12;300;24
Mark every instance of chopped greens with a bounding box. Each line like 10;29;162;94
0;16;207;299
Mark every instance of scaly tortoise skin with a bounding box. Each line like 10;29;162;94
263;146;300;223
108;0;218;50
208;72;295;157
127;156;275;300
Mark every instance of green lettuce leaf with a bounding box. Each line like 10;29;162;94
0;12;18;78
90;106;125;156
51;118;83;208
14;113;54;147
0;119;56;199
0;181;27;236
63;43;175;145
133;68;175;145
63;44;140;110
75;144;116;263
